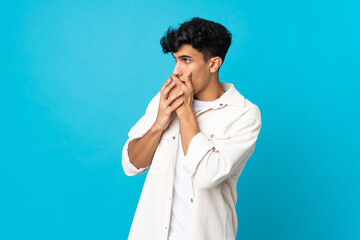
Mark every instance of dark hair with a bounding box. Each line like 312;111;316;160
160;17;232;66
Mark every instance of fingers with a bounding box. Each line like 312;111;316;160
160;78;171;92
168;98;183;112
166;89;183;105
159;76;184;114
184;72;193;92
161;77;175;101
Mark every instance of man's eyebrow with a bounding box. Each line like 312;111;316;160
172;54;193;59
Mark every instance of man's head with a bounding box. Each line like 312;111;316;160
160;17;232;95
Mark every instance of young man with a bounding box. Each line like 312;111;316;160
122;17;262;240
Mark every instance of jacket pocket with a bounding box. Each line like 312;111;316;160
149;138;170;178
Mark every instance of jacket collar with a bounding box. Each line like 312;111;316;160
199;82;245;110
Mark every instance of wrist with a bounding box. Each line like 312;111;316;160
151;122;165;134
175;94;194;116
177;104;195;118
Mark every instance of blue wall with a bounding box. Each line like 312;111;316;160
1;0;359;239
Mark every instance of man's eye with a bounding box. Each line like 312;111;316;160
174;59;190;63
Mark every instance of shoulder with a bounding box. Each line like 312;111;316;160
228;97;262;136
243;98;261;122
230;85;261;122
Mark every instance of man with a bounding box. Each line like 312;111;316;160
122;17;262;240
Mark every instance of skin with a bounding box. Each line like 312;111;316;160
128;44;227;169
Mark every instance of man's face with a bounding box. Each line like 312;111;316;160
171;44;211;95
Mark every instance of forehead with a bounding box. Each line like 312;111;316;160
172;44;203;59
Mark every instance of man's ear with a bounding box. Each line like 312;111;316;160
209;57;222;73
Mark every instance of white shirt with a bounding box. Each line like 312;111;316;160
122;82;262;240
168;99;215;240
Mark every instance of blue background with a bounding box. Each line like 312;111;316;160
1;0;359;239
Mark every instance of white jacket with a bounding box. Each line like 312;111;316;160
122;82;262;240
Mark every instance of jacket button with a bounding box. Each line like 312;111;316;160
165;226;167;230
210;134;214;138
220;103;223;106
172;136;176;140
190;198;193;203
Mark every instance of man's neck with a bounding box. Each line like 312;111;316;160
194;76;225;101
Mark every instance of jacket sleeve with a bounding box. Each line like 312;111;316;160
122;92;160;176
181;106;262;189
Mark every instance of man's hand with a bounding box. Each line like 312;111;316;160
168;72;194;115
153;77;185;132
168;72;200;156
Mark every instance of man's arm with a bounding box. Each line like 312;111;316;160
177;105;200;155
128;123;164;169
122;77;185;176
179;106;262;189
122;93;161;176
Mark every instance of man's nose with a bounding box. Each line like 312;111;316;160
172;62;182;77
